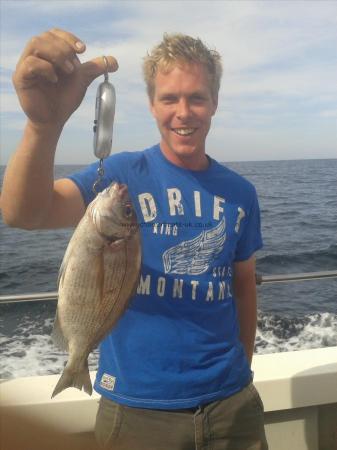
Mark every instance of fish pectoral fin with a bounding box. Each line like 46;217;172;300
51;311;68;351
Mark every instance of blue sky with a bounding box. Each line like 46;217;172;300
1;0;336;164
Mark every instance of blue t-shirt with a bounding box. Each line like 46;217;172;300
68;144;263;409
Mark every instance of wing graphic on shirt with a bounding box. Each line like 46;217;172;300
162;217;226;275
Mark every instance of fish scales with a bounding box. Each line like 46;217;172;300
61;247;130;335
97;236;141;335
51;182;141;398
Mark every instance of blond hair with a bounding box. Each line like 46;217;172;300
143;33;222;102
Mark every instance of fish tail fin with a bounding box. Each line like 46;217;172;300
51;362;92;398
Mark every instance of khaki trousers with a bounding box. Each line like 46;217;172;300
95;382;268;450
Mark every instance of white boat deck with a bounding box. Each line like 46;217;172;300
1;346;337;450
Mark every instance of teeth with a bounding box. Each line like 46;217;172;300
174;128;195;136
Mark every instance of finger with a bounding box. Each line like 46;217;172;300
81;56;119;85
13;55;58;87
48;27;86;54
18;30;85;74
40;33;80;74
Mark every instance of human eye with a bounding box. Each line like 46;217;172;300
160;95;177;104
190;94;207;104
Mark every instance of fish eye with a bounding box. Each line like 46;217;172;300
124;204;133;218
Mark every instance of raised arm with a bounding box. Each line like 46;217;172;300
1;28;118;229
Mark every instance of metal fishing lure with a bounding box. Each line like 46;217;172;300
92;56;116;194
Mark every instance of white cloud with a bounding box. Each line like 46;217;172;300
319;109;337;118
0;91;22;112
1;0;109;14
1;0;336;163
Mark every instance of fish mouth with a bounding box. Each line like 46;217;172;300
94;182;137;242
106;182;129;199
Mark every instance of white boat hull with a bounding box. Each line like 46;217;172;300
1;347;337;450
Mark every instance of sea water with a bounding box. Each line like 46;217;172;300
1;159;336;379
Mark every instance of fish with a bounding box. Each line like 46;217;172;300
51;182;141;398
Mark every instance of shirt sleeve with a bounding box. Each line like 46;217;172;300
234;188;263;262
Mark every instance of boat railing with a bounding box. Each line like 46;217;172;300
255;269;337;284
0;270;336;304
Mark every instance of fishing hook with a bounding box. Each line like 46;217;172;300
92;159;105;195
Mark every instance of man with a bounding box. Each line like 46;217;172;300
2;29;268;449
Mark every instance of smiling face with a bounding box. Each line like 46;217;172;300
150;63;218;170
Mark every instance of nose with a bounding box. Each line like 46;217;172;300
176;99;191;120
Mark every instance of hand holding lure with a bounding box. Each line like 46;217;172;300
92;56;116;194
